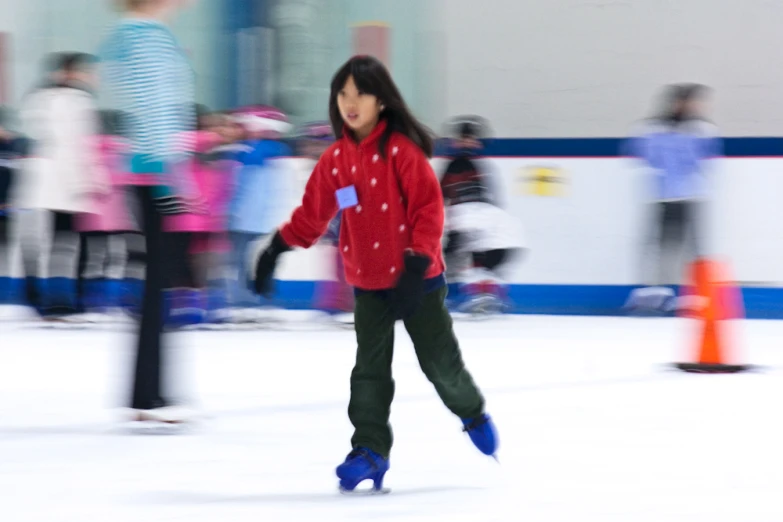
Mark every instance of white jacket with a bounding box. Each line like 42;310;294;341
16;86;107;213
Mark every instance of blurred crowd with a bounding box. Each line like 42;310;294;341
0;51;355;327
0;47;719;326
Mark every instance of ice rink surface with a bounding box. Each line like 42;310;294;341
1;313;782;522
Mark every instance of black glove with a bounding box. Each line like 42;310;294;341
252;231;291;297
391;252;431;319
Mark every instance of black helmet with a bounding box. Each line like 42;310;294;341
444;115;491;140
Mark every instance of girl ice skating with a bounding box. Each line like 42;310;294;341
252;55;498;493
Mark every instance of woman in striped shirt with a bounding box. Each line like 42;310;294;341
101;0;197;424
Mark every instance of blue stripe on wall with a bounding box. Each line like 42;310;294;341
434;137;783;157
3;278;783;320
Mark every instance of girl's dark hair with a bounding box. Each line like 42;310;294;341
328;55;433;159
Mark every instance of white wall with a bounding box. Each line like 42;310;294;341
0;0;221;111
270;157;783;287
5;156;783;286
432;0;783;137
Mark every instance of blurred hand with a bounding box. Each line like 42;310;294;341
252;231;291;297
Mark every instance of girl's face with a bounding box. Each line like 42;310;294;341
337;75;382;140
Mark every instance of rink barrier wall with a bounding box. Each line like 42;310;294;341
432;137;783;157
4;137;783;318
4;278;783;319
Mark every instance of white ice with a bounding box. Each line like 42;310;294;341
1;313;782;522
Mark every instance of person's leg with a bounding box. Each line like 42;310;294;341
348;291;398;458
45;212;80;316
627;202;678;312
103;232;127;310
403;286;485;420
18;210;45;312
121;231;146;317
130;187;168;410
163;231;204;328
659;202;687;287
336;289;396;491
81;232;110;312
0;214;10;305
403;285;496;456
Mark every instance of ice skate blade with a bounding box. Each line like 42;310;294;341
123;420;192;436
339;486;391;496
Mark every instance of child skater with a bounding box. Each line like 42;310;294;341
75;110;138;319
252;55;498;493
163;108;227;328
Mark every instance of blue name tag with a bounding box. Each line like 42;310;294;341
335;185;359;209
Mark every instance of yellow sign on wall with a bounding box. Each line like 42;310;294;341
519;166;567;196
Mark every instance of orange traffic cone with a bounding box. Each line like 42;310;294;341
673;258;752;373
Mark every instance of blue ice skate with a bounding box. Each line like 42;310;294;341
462;414;498;457
335;447;390;494
164;289;206;329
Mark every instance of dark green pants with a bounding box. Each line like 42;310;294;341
349;286;485;457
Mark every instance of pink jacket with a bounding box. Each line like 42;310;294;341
75;136;137;233
164;131;234;234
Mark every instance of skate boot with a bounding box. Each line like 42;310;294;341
462;414;498;457
164;288;205;329
335;447;390;494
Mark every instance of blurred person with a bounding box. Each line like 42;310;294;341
17;52;108;320
251;56;497;493
440;117;524;316
198;113;247;323
101;0;198;423
625;84;721;315
225;107;292;323
0;108;27;305
74;110;138;318
298;122;354;326
162;108;235;328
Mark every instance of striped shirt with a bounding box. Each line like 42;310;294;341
100;18;195;178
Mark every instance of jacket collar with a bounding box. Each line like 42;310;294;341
342;118;387;152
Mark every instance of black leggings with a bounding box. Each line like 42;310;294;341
642;200;703;286
0;214;9;279
167;232;196;289
130;186;169;410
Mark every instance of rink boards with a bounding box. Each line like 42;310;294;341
4;137;783;317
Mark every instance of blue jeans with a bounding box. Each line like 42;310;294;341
228;231;264;307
